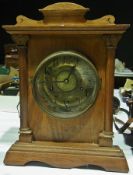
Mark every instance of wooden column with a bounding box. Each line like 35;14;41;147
105;36;116;133
12;35;32;142
99;35;121;146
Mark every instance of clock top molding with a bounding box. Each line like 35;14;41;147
3;2;129;34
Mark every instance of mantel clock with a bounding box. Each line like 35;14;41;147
3;2;130;172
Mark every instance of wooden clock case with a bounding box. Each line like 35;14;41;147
3;2;130;172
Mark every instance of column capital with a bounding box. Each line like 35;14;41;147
12;34;29;46
103;34;122;48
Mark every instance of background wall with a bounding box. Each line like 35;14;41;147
0;0;133;69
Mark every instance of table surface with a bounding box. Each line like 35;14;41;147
0;90;133;175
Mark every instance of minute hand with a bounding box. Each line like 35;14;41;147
67;65;76;80
39;80;65;84
52;80;65;83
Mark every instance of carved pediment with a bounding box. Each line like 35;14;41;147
15;2;115;26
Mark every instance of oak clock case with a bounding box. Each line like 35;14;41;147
32;51;100;119
3;2;129;173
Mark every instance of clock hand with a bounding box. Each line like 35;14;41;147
67;65;76;80
39;66;76;85
52;80;65;83
39;79;65;84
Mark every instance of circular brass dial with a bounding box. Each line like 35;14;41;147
32;51;100;119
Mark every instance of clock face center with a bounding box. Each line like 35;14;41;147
56;70;77;92
64;79;69;84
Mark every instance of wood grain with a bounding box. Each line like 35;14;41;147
4;141;129;172
3;2;129;172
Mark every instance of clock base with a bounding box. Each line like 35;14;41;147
4;141;128;172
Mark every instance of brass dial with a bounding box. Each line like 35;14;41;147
32;51;100;119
